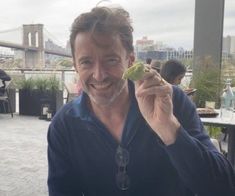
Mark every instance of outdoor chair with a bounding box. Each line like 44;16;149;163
0;81;13;117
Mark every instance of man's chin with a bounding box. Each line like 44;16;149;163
86;81;126;106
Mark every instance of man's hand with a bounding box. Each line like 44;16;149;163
135;68;180;145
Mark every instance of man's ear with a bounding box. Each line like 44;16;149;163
128;52;135;68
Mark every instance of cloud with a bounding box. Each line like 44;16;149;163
129;1;195;49
0;0;234;50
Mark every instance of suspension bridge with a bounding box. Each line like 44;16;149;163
0;24;72;68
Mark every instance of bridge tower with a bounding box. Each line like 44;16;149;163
23;24;44;68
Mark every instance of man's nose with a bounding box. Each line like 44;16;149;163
92;62;107;81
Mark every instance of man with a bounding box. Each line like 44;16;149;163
160;59;186;85
145;57;152;65
47;6;235;196
150;60;161;73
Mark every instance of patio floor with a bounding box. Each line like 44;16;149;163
0;113;50;196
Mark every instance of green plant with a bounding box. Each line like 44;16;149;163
16;77;35;90
221;60;235;86
34;77;48;91
205;126;222;139
56;58;73;68
16;75;61;92
192;56;222;107
47;75;61;91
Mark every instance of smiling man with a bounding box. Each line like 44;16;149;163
74;32;130;107
47;6;235;196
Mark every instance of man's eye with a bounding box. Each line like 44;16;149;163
81;60;91;65
80;60;92;68
106;58;119;66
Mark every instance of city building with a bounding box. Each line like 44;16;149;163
135;36;154;52
0;48;14;65
44;39;70;67
223;35;235;54
223;35;235;60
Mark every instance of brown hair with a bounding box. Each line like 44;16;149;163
70;6;134;59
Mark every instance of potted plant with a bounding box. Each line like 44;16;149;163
17;77;36;115
17;75;63;116
38;76;63;117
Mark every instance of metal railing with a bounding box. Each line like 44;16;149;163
3;68;77;84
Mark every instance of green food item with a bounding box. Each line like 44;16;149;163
122;62;146;81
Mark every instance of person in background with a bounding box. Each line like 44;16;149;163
160;59;186;85
150;60;161;73
0;69;11;95
47;5;235;196
145;57;152;65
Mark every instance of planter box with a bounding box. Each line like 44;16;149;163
19;89;63;116
0;88;16;113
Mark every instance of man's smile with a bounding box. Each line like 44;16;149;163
90;82;113;91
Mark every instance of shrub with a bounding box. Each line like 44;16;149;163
16;77;35;90
16;75;61;92
192;56;222;108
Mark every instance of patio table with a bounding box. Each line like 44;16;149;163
200;111;235;168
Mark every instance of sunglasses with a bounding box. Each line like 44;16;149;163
115;145;130;190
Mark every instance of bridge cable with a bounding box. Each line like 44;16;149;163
44;28;65;47
0;27;22;34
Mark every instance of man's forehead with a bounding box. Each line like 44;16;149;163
75;32;123;48
74;32;126;56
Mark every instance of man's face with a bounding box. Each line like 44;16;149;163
173;73;185;85
73;32;134;106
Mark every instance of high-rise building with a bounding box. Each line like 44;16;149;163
223;35;235;54
135;36;154;52
230;36;235;54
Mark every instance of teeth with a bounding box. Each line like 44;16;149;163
92;83;110;90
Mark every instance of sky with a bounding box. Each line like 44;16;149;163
0;0;235;50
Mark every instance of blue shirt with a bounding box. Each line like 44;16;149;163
47;83;235;196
